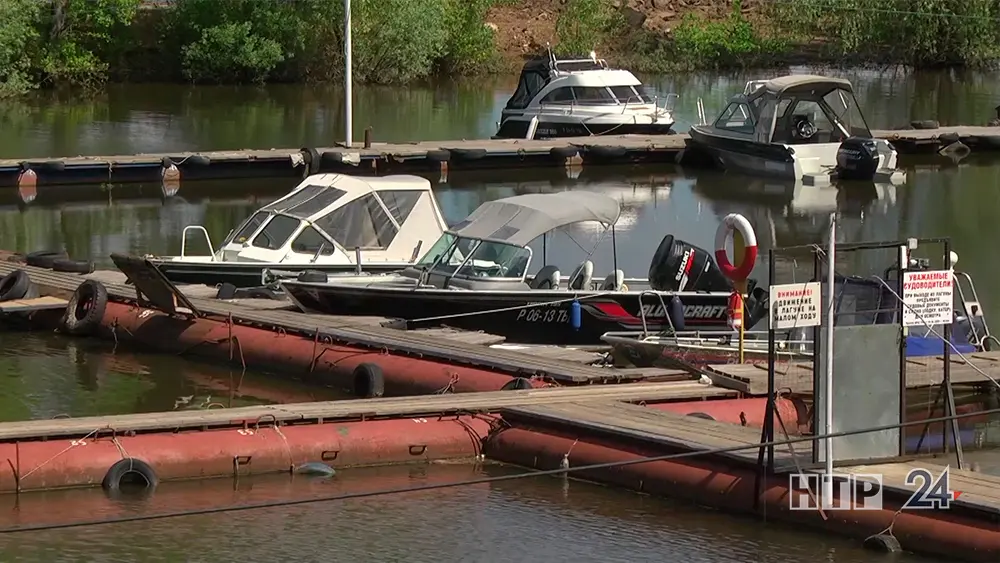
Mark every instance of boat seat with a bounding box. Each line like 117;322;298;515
568;260;593;290
601;269;625;291
530;265;561;289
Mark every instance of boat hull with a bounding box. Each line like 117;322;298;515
685;128;799;179
153;260;413;288
494;116;674;139
281;282;734;345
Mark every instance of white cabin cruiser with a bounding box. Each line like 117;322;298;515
494;50;676;139
148;174;448;288
683;75;905;186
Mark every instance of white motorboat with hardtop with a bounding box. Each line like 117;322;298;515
148;173;448;288
495;49;676;139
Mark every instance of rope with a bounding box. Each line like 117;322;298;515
1;405;997;534
18;428;101;483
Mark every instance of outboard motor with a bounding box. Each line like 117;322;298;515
649;235;732;292
835;137;880;180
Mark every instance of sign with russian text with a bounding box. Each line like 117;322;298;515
902;270;953;327
769;282;821;330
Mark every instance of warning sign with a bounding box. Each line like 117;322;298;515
902;270;953;327
769;282;821;330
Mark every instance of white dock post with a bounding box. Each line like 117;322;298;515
344;0;353;148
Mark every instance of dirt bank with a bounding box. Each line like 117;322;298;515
487;0;761;63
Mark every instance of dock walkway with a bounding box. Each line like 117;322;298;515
0;381;732;441
502;401;1000;515
0;261;692;385
3;126;999;188
706;354;1000;395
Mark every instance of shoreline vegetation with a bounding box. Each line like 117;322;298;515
1;0;1000;98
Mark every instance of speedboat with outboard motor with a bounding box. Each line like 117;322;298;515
603;253;992;370
147;173;448;288
494;49;676;139
682;75;905;185
279;191;768;345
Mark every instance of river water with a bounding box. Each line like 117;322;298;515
1;68;999;561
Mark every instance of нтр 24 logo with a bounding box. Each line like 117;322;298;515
902;466;962;509
789;466;962;510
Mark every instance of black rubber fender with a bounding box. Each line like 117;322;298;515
300;147;321;174
549;146;578;159
52;258;95;274
216;282;238;300
0;270;32;302
297;270;328;283
938;131;960;145
584;145;628;160
352;363;385;398
62;280;109;336
424;149;451;162
863;533;902;553
185;154;211;167
500;377;533;391
448;148;487;161
973;135;1000;149
102;458;159;491
25;250;67;268
685;412;715;420
910;119;940;130
160;156;174;168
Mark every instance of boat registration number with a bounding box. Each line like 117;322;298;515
516;307;569;323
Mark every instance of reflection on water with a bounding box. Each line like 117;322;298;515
0;463;948;563
0;332;346;422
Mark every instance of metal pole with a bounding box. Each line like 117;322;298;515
734;230;746;363
822;213;836;508
344;0;353;148
943;239;965;469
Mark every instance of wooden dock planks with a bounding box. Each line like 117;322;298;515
0;296;69;313
502;400;811;468
3;125;999;172
831;460;1000;515
0;261;691;384
0;381;735;441
705;352;1000;395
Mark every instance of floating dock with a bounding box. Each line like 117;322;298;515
3;126;1000;199
0;382;723;493
488;401;1000;562
0;257;701;396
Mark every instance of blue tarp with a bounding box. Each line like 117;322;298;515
906;335;975;357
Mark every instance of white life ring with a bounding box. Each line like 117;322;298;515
714;213;758;281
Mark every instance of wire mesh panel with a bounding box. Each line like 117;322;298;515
814;324;902;462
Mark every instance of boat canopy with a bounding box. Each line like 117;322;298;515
448;191;621;246
706;74;872;145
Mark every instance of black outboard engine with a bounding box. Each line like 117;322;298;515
648;235;732;292
835;137;881;180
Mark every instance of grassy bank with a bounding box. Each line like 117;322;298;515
1;0;1000;97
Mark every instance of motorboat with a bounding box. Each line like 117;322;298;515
682;75;905;185
279;191;769;345
148;173;448;288
603;256;992;370
494;50;676;140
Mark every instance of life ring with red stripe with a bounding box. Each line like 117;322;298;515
714;213;758;281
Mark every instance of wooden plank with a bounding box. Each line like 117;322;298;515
833;461;1000;514
0;262;668;384
706;352;1000;395
0;296;69;312
503;400;811;467
0;381;736;441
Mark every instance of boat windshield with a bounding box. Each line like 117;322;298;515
822;88;871;137
418;233;531;280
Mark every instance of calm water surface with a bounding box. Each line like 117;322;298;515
1;68;1000;561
